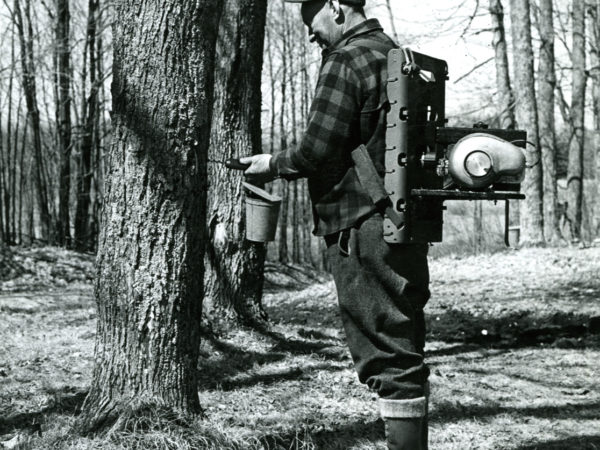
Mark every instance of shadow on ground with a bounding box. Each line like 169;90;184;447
259;418;385;450
514;435;600;449
431;400;600;423
0;387;87;435
197;332;348;391
428;309;600;350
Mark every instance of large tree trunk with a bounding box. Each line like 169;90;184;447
203;0;268;333
74;0;99;251
565;0;586;241
489;0;516;130
536;0;560;242
56;0;72;247
509;0;544;245
78;0;222;433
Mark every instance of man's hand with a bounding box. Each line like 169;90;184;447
239;154;276;184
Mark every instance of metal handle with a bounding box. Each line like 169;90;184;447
225;158;251;171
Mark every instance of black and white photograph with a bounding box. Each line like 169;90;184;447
0;0;599;448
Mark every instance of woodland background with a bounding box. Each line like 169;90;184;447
1;0;600;449
0;0;599;259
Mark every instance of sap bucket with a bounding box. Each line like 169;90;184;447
243;182;281;243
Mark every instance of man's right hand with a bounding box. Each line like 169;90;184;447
239;154;276;184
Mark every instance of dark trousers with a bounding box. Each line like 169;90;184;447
326;215;430;404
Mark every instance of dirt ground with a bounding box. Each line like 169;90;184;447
0;246;599;449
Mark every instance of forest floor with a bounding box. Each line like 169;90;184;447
0;245;599;449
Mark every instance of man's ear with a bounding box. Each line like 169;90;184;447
329;0;343;22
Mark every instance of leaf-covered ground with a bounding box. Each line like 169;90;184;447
0;246;599;449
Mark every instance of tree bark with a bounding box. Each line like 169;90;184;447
74;0;99;251
13;0;52;242
203;0;268;333
588;0;600;238
385;0;400;44
56;0;72;247
509;0;544;244
278;4;289;264
536;0;560;242
489;0;516;129
565;0;586;241
78;0;222;433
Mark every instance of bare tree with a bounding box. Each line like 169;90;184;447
74;0;99;251
56;0;72;247
565;0;586;241
278;3;290;264
78;0;223;432
384;0;400;44
509;0;544;244
203;0;268;332
535;0;560;242
587;0;600;238
489;0;516;129
13;0;52;242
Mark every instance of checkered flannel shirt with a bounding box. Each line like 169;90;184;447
270;19;397;236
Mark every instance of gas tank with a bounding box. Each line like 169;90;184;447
447;133;526;189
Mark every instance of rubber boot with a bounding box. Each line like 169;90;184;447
384;418;425;450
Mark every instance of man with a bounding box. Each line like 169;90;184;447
241;1;430;448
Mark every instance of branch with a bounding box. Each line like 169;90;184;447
459;0;480;41
453;56;493;84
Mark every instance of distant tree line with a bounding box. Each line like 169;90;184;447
0;0;599;261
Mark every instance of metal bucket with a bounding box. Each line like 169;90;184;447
243;182;281;243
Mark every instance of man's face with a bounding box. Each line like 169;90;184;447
300;1;342;49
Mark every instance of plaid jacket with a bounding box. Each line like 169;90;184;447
270;19;397;236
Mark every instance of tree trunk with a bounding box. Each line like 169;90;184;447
13;0;52;242
203;0;268;333
74;0;99;251
489;0;516;129
289;31;300;264
565;0;586;241
385;0;400;44
278;4;289;264
509;0;544;245
589;0;600;238
536;0;560;242
56;0;72;247
78;0;222;433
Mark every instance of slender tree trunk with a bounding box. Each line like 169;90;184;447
289;31;300;264
78;0;222;433
278;3;289;264
74;0;99;251
489;0;516;129
203;0;268;333
588;0;600;238
4;28;16;244
300;40;315;266
565;0;586;241
56;0;73;247
384;0;400;44
14;0;52;242
0;111;5;243
509;0;544;245
266;26;276;156
536;0;560;242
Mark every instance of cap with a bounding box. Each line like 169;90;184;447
284;0;366;5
